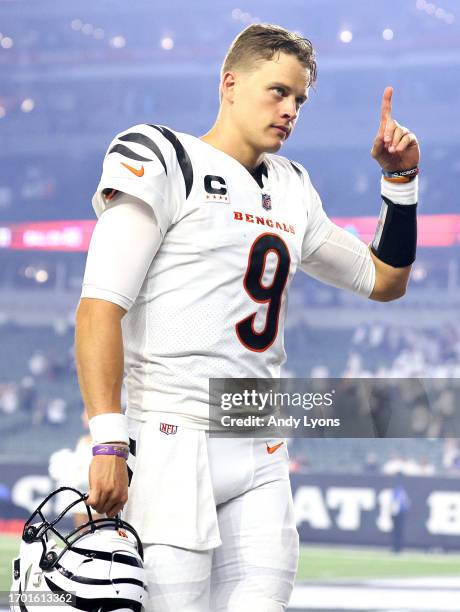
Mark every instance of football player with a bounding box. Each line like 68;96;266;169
75;24;420;611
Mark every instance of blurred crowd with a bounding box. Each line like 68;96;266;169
0;325;75;427
344;322;460;378
289;439;460;478
0;321;459;478
285;322;460;379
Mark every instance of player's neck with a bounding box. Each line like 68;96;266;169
200;128;264;172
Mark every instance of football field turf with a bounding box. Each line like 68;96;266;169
2;533;460;593
296;544;460;580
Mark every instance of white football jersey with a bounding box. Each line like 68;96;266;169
91;124;333;427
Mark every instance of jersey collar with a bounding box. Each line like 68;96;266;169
196;137;269;191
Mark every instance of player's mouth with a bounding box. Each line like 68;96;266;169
271;125;290;139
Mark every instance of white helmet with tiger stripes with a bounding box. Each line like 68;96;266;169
10;487;147;612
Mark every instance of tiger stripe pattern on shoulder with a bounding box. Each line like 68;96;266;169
148;125;194;198
107;124;194;199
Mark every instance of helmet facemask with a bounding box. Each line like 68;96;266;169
10;487;147;612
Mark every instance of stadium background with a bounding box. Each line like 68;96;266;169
1;0;460;610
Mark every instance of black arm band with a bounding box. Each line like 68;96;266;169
371;196;417;268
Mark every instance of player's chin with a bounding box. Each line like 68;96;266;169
263;138;284;153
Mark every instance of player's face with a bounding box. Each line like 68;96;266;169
233;52;310;154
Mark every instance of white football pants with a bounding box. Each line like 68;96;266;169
124;418;299;612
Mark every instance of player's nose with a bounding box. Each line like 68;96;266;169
280;97;298;121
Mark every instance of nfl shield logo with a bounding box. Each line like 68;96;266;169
262;193;272;211
160;422;178;435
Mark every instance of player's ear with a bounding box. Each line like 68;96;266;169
221;71;237;104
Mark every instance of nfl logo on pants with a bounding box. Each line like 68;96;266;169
160;422;178;435
262;193;272;210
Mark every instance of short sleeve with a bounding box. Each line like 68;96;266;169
297;164;334;263
91;124;180;236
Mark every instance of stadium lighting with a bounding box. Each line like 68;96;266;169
339;30;353;43
416;0;455;23
110;35;126;48
232;8;258;23
412;265;427;282
93;28;105;40
382;28;394;41
1;37;13;49
161;37;174;50
70;19;83;31
35;269;49;283
82;24;94;35
21;99;35;113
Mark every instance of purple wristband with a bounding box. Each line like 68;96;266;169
92;444;129;460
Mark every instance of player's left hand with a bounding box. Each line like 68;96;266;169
371;86;420;172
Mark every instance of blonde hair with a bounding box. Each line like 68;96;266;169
221;24;317;86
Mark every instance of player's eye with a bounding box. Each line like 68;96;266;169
272;87;286;97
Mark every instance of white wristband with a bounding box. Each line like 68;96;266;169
89;413;129;445
381;176;418;206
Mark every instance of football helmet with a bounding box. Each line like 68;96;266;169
10;487;147;612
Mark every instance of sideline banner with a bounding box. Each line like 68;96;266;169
291;472;460;550
2;461;460;549
1;214;459;251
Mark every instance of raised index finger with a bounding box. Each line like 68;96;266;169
379;86;393;128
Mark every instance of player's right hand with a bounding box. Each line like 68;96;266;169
86;455;129;517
